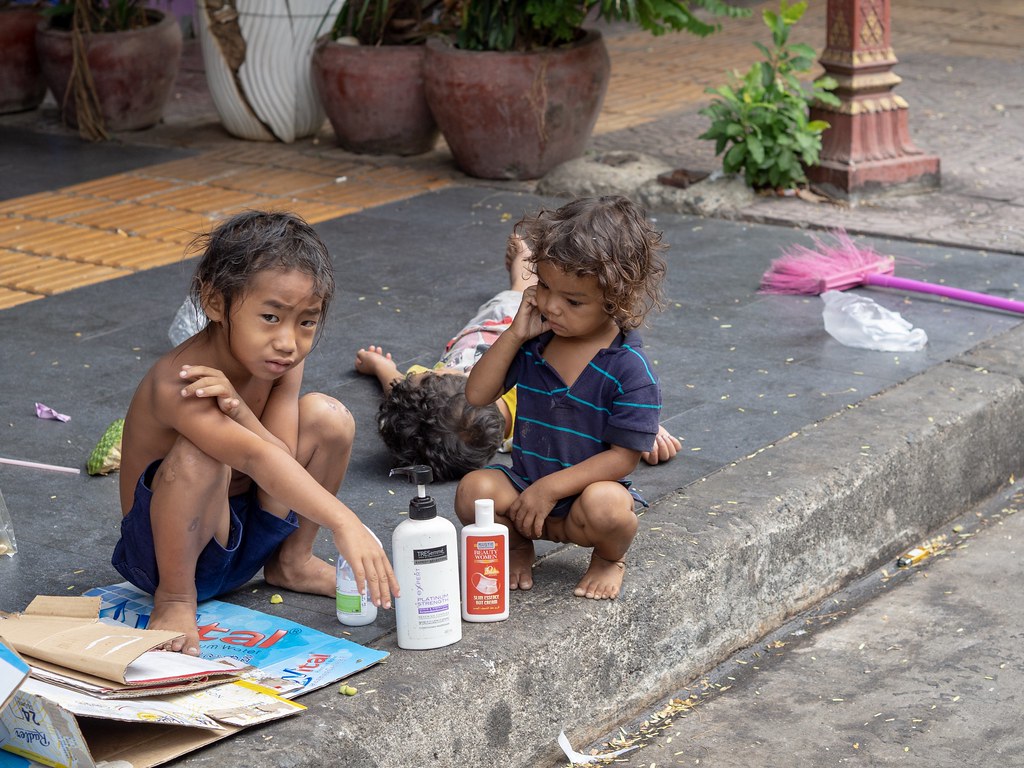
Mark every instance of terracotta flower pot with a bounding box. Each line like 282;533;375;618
312;37;439;156
423;31;611;180
0;6;47;114
35;10;183;132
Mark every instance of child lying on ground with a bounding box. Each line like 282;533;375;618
112;210;398;654
454;195;668;600
355;233;680;480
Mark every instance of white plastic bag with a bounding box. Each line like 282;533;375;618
168;295;209;346
821;290;927;352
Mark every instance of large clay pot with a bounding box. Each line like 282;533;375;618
311;37;439;156
0;6;47;114
423;31;610;180
35;10;183;132
196;0;342;143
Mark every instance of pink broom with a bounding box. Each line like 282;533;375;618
760;229;1024;314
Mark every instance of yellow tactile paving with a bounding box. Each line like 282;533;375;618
282;201;361;225
0;249;130;294
60;174;182;201
210;167;336;197
141;186;279;215
65;202;208;243
0;218;55;247
0;286;39;310
138;156;247;184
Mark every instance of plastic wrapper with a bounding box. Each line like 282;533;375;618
821;290;927;352
87;418;124;476
168;295;209;346
0;487;16;557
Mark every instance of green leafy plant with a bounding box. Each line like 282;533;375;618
698;0;839;190
452;0;750;53
330;0;448;46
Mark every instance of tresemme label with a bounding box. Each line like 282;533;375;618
413;545;448;564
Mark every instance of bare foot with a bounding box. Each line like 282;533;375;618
573;553;625;600
354;345;395;377
149;595;201;656
264;551;335;598
509;542;536;590
641;425;681;466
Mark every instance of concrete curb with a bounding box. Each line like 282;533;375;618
227;329;1024;767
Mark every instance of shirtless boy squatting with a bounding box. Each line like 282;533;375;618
112;210;399;654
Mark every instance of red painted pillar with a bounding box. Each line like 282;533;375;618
808;0;939;198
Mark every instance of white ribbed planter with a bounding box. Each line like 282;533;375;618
196;0;341;142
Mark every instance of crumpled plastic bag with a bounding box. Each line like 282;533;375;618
821;290;927;352
168;295;209;346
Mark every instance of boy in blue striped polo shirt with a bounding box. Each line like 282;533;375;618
454;196;667;600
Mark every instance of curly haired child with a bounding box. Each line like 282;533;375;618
355;234;679;480
113;210;398;654
454;195;668;600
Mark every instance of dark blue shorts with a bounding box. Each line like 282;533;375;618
111;461;299;602
487;465;647;521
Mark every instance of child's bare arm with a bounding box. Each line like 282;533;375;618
354;346;402;394
165;390;399;605
178;363;293;453
508;445;642;539
466;286;546;406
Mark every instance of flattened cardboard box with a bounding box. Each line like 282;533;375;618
0;597;301;768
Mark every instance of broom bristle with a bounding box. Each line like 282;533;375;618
760;229;894;295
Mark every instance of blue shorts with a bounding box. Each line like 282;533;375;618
488;465;647;521
111;461;299;602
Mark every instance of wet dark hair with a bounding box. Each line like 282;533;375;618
378;373;505;482
187;210;335;337
516;195;667;330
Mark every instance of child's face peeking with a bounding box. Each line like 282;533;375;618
224;267;324;380
534;261;617;341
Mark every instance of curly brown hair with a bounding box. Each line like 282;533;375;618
516;195;667;330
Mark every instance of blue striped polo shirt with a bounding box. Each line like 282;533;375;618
501;329;661;494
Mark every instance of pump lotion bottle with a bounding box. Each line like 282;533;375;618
461;499;509;622
390;465;462;650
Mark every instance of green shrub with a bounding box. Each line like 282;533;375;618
453;0;750;53
698;0;839;190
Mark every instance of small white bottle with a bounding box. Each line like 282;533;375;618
336;525;382;627
390;465;462;650
461;499;509;622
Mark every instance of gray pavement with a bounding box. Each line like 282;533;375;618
582;479;1024;767
2;3;1024;767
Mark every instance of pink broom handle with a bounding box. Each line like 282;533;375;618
864;273;1024;314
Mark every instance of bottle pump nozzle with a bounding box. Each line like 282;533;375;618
389;465;437;520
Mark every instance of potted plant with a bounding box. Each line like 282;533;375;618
195;0;342;143
423;0;751;181
0;1;48;114
699;0;839;191
35;0;183;140
311;0;445;156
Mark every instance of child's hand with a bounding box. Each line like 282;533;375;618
507;482;557;539
333;523;400;609
179;365;245;420
509;285;549;341
641;426;681;465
